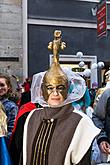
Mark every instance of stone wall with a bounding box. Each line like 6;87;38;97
0;0;23;83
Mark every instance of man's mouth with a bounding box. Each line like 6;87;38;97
51;98;60;101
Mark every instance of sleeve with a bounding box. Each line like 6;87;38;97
7;103;18;142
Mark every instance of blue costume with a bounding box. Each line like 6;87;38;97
0;102;12;165
0;137;12;165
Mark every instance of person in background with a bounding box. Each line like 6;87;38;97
92;69;110;163
18;78;31;108
89;82;98;108
72;85;91;115
92;87;110;163
22;78;31;92
0;74;18;143
20;30;100;165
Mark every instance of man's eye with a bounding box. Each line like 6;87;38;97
57;85;66;90
57;87;65;91
47;87;54;90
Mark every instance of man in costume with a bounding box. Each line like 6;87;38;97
21;30;100;165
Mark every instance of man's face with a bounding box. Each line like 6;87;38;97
46;84;65;106
42;83;68;106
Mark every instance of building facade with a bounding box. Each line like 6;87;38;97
25;0;110;86
0;0;23;85
0;0;110;87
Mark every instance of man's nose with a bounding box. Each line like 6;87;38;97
52;89;59;95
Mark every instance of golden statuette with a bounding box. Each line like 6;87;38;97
48;30;66;63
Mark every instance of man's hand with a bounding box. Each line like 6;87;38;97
100;141;110;154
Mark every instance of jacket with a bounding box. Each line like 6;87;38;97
92;88;110;144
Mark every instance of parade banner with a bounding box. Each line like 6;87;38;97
97;0;107;38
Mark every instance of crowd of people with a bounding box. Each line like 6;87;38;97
0;30;110;165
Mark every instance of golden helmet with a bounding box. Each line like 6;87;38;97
42;30;68;101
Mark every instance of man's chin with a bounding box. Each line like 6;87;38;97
48;101;63;107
